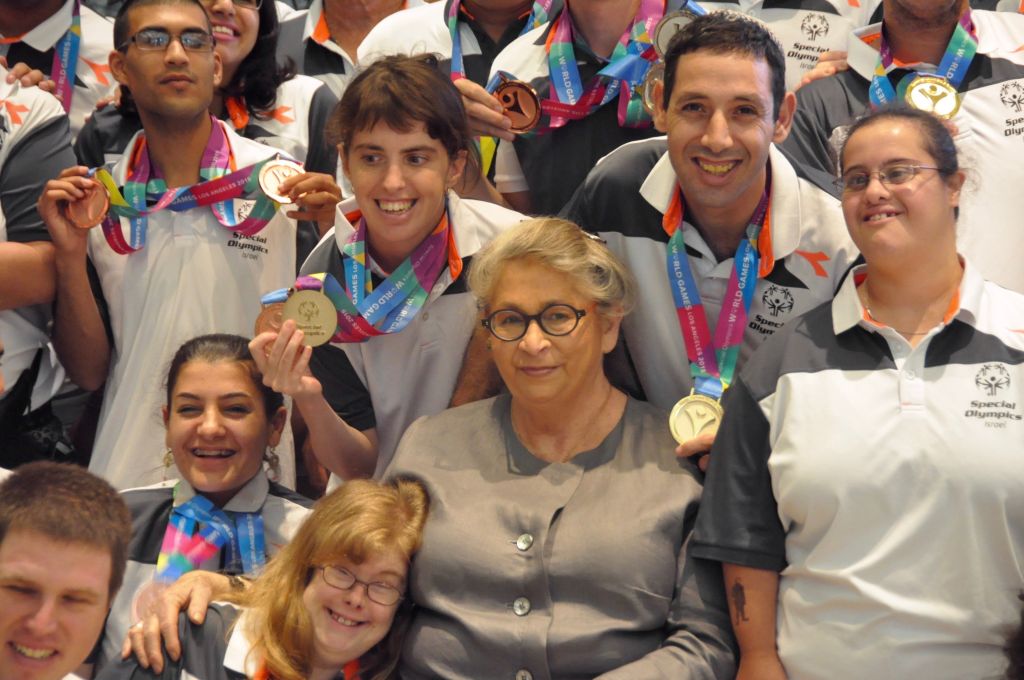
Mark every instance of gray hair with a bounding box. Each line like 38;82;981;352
468;217;637;317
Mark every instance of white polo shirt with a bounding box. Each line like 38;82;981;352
693;260;1024;679
87;122;298;490
0;0;116;138
782;9;1024;292
564;138;858;410
300;192;525;475
0;76;75;410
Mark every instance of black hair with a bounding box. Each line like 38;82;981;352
661;11;786;120
165;333;284;417
839;107;959;179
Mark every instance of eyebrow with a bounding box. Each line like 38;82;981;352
174;392;254;401
0;575;104;602
351;143;438;154
843;157;923;171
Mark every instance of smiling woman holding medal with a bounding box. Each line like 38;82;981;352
383;217;735;678
692;108;1024;679
250;54;526;481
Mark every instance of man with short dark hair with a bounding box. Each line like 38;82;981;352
0;461;131;680
564;12;857;464
40;0;298;490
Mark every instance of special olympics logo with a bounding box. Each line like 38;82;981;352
1000;82;1024;112
762;285;794;317
298;301;318;322
801;13;830;41
975;363;1011;396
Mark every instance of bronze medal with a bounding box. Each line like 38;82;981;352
653;10;701;58
641;61;665;115
131;580;169;623
64;179;109;229
258;159;305;204
668;393;724;444
282;289;335;347
254;302;285;336
904;76;961;120
494;79;541;134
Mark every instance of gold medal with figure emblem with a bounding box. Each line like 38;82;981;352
282;289;335;347
669;392;724;444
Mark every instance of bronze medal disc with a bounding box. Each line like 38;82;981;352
282;289;335;347
654;10;700;58
258;159;305;204
494;79;541;134
254;302;285;337
904;76;961;120
641;61;665;115
668;393;724;444
64;179;109;229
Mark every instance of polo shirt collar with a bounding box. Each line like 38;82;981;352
172;470;270;514
832;257;983;335
639;144;803;262
332;190;477;289
302;0;356;63
4;0;74;52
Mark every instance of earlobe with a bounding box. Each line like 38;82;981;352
267;407;287;447
600;313;623;354
773;92;797;143
108;50;129;87
212;52;224;88
652;82;668;133
448;149;468;189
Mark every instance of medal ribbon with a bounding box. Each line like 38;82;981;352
0;0;81;113
867;9;977;109
264;210;459;343
155;490;267;583
662;184;770;400
93;118;287;254
540;0;663;130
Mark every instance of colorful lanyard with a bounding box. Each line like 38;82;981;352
540;0;662;130
447;0;554;82
0;0;81;113
94;118;283;254
867;9;977;109
447;0;554;174
255;658;360;680
155;491;266;583
293;210;459;342
662;184;771;400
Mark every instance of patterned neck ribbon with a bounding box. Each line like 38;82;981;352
537;0;665;131
661;178;771;400
267;208;460;343
155;490;266;583
93;117;285;254
0;0;81;113
868;9;977;108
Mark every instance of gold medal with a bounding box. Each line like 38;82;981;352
904;75;961;120
282;289;335;347
494;78;541;134
258;159;305;204
64;179;109;229
254;301;285;336
641;61;665;115
653;10;701;58
668;392;724;444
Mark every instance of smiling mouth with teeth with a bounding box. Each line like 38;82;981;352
12;642;56;660
696;159;738;176
377;200;415;215
866;212;897;222
328;608;364;627
192;449;235;458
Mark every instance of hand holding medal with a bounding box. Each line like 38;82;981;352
249;316;325;405
38;166;110;257
260;164;342;231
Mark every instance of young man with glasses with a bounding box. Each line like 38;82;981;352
38;0;300;490
0;0;117;137
563;13;857;466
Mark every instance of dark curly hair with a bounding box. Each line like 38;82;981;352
115;0;294;117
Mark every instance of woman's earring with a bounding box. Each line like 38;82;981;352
163;448;174;469
264;447;281;481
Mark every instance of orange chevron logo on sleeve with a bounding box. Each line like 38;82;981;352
270;106;294;124
82;57;112;85
795;250;830;277
0;100;29;125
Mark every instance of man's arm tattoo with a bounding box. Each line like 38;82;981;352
730;578;749;624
